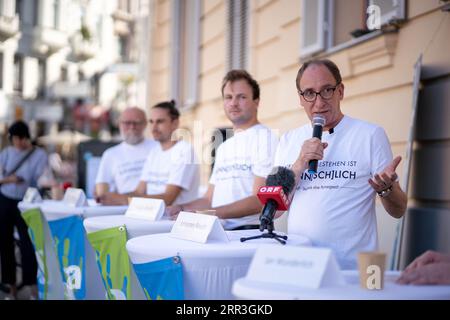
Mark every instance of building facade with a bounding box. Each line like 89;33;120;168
0;0;150;142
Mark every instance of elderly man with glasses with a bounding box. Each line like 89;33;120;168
95;107;156;204
273;59;407;269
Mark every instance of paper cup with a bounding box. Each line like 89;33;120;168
357;251;386;290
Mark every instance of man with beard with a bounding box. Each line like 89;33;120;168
95;107;156;204
98;101;200;206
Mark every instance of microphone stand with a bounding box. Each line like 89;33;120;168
240;220;288;245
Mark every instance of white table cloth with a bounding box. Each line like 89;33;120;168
83;215;175;238
40;201;127;221
232;270;450;300
126;230;311;300
83;215;175;300
18;200;60;212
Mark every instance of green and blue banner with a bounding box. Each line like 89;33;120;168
132;256;184;300
86;225;132;300
48;215;85;300
22;208;48;300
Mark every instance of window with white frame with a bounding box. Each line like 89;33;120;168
226;0;248;71
50;0;60;29
38;58;46;98
33;0;39;26
13;54;23;93
301;0;405;57
1;0;16;17
0;52;3;89
16;0;39;26
15;0;22;17
171;0;201;110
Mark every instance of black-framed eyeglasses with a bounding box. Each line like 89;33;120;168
298;84;340;102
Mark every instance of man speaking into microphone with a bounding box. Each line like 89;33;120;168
273;59;407;269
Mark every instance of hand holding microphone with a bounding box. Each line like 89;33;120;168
308;115;326;174
293;115;328;175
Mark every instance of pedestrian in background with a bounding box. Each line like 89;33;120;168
0;121;48;299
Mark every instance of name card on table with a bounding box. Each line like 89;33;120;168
170;211;229;243
23;187;42;203
246;245;345;289
125;197;165;221
63;188;87;207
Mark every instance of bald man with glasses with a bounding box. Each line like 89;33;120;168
95;107;156;203
273;59;407;269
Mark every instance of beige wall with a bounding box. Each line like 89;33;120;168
148;0;172;103
147;0;450;191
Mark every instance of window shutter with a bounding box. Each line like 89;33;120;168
171;0;201;109
183;0;201;108
301;0;326;57
227;0;248;71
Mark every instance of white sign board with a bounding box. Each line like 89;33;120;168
246;245;345;289
23;187;43;203
170;211;229;243
125;197;165;221
63;188;87;207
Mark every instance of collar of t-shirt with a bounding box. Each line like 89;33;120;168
233;123;263;137
122;139;149;150
321;115;349;138
156;140;182;153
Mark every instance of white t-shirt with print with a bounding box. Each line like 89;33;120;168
210;124;279;230
95;139;156;194
274;116;393;269
139;140;200;205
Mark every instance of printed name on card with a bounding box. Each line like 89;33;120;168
246;245;345;288
23;187;42;203
170;211;228;243
63;188;87;207
125;197;165;221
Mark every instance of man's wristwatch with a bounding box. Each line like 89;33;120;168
377;186;393;198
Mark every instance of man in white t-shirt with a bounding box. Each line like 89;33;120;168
274;59;407;269
100;101;200;206
166;70;278;230
96;107;155;205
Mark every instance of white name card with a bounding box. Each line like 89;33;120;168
63;188;87;207
170;211;229;243
125;197;165;221
246;245;345;289
23;187;42;203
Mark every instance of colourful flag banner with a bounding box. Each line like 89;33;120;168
48;215;85;300
22;208;48;300
87;225;132;300
132;256;184;300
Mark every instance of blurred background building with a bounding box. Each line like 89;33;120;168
0;0;150;143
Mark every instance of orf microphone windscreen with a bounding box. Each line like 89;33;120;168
265;166;296;195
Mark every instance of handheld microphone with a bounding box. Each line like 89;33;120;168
257;167;296;232
308;115;326;174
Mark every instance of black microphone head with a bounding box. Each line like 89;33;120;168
266;166;296;195
312;115;326;127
